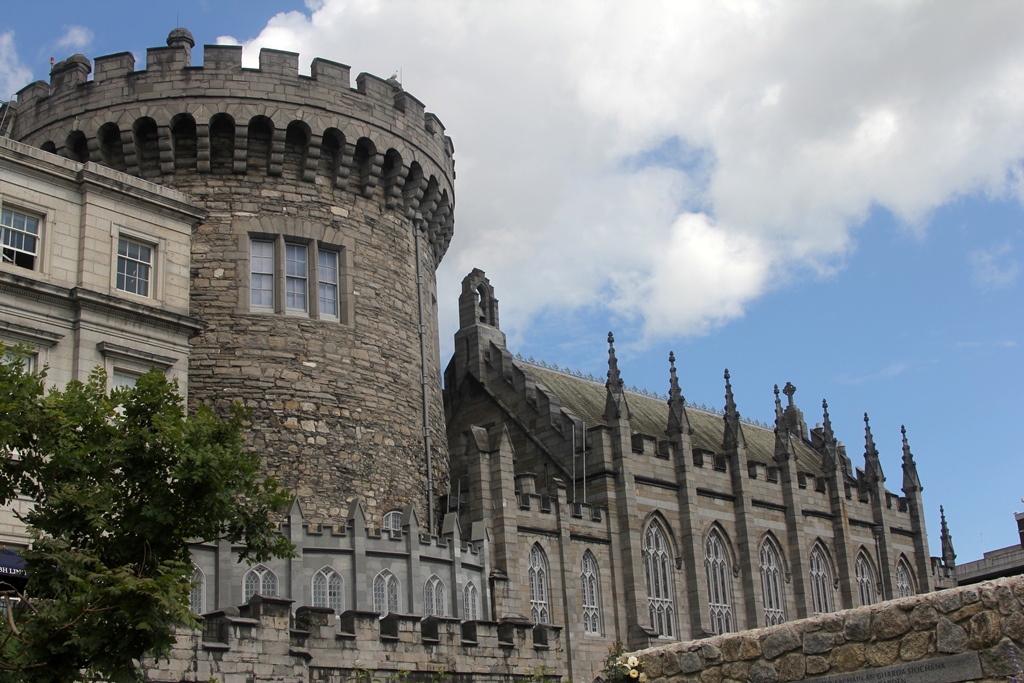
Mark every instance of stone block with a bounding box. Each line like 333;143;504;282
761;627;801;660
968;610;1003;649
829;642;865;672
936;617;969;653
872;605;911;640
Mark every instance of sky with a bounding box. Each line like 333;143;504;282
2;0;1023;561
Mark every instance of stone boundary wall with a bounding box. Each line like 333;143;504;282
635;575;1024;683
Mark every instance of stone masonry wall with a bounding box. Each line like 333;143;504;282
635;575;1024;683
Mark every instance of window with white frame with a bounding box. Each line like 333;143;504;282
285;243;307;312
373;569;400;617
116;237;153;297
809;545;835;615
423;574;446;617
463;581;479;621
1;208;40;270
643;520;675;637
759;537;786;627
189;564;205;614
705;530;733;635
250;240;274;309
312;566;344;614
249;237;346;321
318;249;339;319
382;510;403;535
855;552;877;606
581;550;601;635
895;558;915;598
111;369;141;389
242;564;278;603
528;544;550;624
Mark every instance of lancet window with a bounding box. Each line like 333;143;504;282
242;564;277;603
312;566;344;614
808;544;835;615
424;574;446;617
373;569;400;617
855;552;877;606
528;544;550;624
581;550;601;635
896;558;915;598
705;529;734;635
759;537;786;627
643;519;675;637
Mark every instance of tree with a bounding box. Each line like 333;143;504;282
0;347;295;682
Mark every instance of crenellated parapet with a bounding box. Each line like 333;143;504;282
142;595;563;683
10;32;455;262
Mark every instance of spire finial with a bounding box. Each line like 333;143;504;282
940;505;957;568
901;424;921;493
862;412;883;483
773;384;784;423
606;331;621;388
668;351;682;403
724;368;736;412
821;399;835;442
722;368;745;450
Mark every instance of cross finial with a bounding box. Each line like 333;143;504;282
783;381;796;407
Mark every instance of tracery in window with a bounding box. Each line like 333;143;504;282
581;550;601;635
189;564;205;614
759;536;786;627
808;544;835;615
855;551;877;606
895;558;915;598
424;574;446;617
643;519;675;637
463;581;479;621
312;566;344;614
705;529;733;635
243;564;277;603
528;544;550;624
373;569;400;617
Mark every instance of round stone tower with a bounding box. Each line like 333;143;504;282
9;30;454;529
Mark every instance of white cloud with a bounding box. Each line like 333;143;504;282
54;25;93;51
969;242;1022;289
0;32;31;100
232;0;1024;346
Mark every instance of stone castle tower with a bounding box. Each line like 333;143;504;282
8;29;455;529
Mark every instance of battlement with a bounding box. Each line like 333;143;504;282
144;595;563;682
9;30;455;263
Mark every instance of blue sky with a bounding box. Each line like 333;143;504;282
3;1;1022;561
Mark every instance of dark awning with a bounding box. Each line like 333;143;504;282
0;547;28;593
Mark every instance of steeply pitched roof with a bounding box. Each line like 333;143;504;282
522;362;824;476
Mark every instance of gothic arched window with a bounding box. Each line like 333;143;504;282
528;544;550;624
895;558;915;598
855;552;877;606
809;544;835;615
705;529;733;635
312;566;344;614
373;569;400;617
642;519;675;637
242;564;277;603
581;550;601;635
759;537;786;627
424;574;446;617
464;581;479;621
189;564;205;614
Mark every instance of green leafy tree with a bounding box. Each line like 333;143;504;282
0;347;294;682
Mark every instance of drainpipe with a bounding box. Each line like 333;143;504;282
413;211;435;534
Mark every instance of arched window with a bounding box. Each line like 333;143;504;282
312;566;344;614
242;564;277;603
383;510;403;535
759;537;786;627
895;558;915;598
581;550;601;635
464;581;479;621
808;544;835;615
705;529;733;635
189;564;205;614
528;544;550;624
855;552;877;606
642;520;675;637
373;569;400;617
424;574;446;617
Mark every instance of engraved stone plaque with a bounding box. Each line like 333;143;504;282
803;652;983;683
